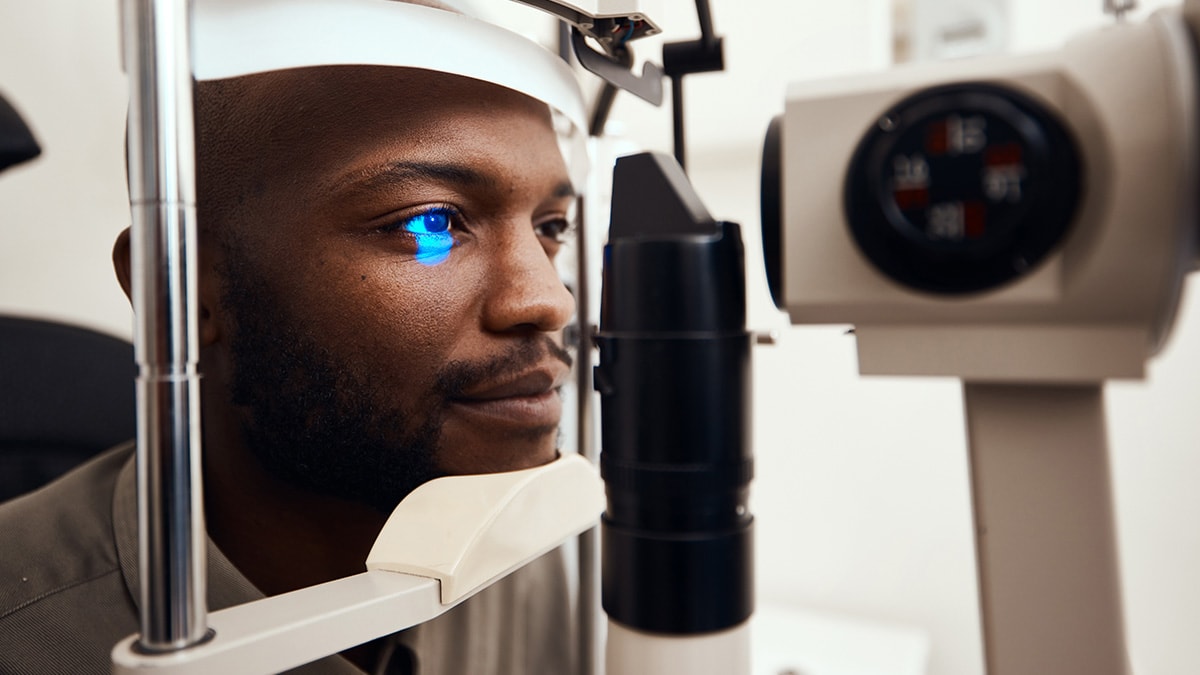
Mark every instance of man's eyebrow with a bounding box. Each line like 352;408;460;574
340;161;498;194
335;161;576;201
552;180;576;199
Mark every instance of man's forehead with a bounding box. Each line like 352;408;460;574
197;66;570;210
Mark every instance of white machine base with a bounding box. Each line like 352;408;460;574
605;619;750;675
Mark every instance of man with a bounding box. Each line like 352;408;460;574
0;1;582;672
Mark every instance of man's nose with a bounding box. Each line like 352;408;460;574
481;227;576;334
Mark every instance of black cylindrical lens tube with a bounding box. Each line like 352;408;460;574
596;152;754;635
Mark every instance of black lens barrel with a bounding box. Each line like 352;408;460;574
596;152;754;635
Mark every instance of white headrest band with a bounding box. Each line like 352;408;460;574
193;0;587;134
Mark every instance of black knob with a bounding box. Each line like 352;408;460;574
845;82;1083;294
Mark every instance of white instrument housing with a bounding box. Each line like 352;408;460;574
777;8;1199;383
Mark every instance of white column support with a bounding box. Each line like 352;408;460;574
963;383;1129;675
605;619;750;675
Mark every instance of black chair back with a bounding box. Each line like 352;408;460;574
0;90;41;173
0;316;136;502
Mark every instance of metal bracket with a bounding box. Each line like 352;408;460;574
514;0;660;43
571;28;664;106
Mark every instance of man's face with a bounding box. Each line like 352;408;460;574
202;66;577;512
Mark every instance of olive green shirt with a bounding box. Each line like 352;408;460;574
0;444;573;674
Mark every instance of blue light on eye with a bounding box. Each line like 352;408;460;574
405;210;454;266
406;211;451;234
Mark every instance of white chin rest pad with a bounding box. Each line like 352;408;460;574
365;454;604;604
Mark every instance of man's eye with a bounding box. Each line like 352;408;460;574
382;207;458;266
536;218;572;243
380;206;459;235
402;208;454;234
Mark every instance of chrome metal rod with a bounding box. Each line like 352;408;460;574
122;0;207;651
574;195;601;675
578;528;599;675
671;76;685;172
694;0;717;49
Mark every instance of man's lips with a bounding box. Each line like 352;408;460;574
455;367;566;401
448;366;568;429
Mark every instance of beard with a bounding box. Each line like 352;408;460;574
218;245;573;514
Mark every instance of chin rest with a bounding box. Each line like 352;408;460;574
367;453;605;603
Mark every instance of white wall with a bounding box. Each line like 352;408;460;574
0;0;132;339
3;2;1200;675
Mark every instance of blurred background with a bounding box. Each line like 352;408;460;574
1;1;1197;673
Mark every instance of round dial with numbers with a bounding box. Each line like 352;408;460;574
844;83;1082;294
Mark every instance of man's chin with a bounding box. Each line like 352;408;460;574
433;421;562;476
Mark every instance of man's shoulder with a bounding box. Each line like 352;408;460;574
0;443;139;656
0;443;133;587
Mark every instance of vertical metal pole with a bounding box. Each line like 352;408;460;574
1104;0;1138;21
121;0;208;652
670;75;685;172
693;0;716;48
575;194;601;675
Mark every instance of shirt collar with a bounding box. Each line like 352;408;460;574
111;444;266;613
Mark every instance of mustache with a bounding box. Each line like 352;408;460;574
434;335;573;400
